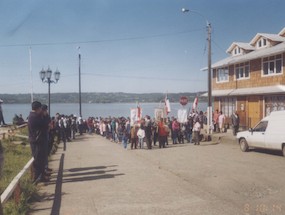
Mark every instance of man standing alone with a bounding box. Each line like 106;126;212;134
231;111;240;136
145;116;152;149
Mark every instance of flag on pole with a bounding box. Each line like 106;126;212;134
165;94;171;115
137;103;142;121
192;96;198;111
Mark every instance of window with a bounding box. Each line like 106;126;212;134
216;67;229;82
265;96;285;116
220;97;237;117
257;37;268;48
258;40;262;48
253;121;268;132
235;62;250;80
233;47;242;56
262;55;283;76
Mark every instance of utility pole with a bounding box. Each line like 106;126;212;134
78;47;82;117
29;47;34;103
182;8;212;135
207;23;212;135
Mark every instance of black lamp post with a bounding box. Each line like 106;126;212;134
40;67;60;114
182;8;212;135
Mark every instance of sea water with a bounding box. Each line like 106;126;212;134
1;102;207;123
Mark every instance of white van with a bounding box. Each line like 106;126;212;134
236;110;285;157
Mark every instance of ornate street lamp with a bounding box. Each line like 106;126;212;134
39;67;60;114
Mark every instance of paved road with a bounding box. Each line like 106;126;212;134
29;133;285;215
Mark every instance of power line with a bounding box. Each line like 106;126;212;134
212;39;226;55
0;28;204;48
81;72;205;82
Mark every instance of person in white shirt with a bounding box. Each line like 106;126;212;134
218;111;226;132
137;125;145;149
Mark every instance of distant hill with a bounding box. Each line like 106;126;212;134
0;92;207;104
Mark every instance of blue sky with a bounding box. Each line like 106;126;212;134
0;0;284;94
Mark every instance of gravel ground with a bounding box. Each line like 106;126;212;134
29;132;285;215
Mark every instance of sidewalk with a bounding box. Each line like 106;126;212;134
203;128;237;145
29;133;241;215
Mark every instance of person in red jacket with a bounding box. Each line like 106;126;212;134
172;118;180;144
157;118;169;148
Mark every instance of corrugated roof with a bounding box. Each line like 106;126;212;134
279;28;285;36
231;85;285;95
250;33;285;45
226;42;255;54
201;89;234;97
211;41;285;69
202;85;285;97
237;42;255;50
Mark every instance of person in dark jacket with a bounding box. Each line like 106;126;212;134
41;105;52;175
28;101;49;183
231;111;240;136
145;116;152;149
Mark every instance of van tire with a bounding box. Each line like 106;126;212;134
239;138;249;152
282;144;285;157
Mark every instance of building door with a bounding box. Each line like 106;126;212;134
248;96;261;128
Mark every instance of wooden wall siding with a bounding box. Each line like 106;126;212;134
212;53;285;91
211;51;285;130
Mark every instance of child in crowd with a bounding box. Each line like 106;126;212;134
137;124;145;149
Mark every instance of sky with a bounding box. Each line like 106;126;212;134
0;0;284;94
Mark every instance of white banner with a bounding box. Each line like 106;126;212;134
165;96;171;115
130;108;137;126
177;108;187;123
154;108;164;121
130;107;142;126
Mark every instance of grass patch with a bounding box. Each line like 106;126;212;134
0;127;37;215
3;179;37;215
0;140;31;192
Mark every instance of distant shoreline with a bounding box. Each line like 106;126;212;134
0;92;207;104
1;102;208;124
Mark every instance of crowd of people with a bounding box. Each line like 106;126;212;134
86;110;207;149
28;101;82;184
27;99;240;183
213;109;240;136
